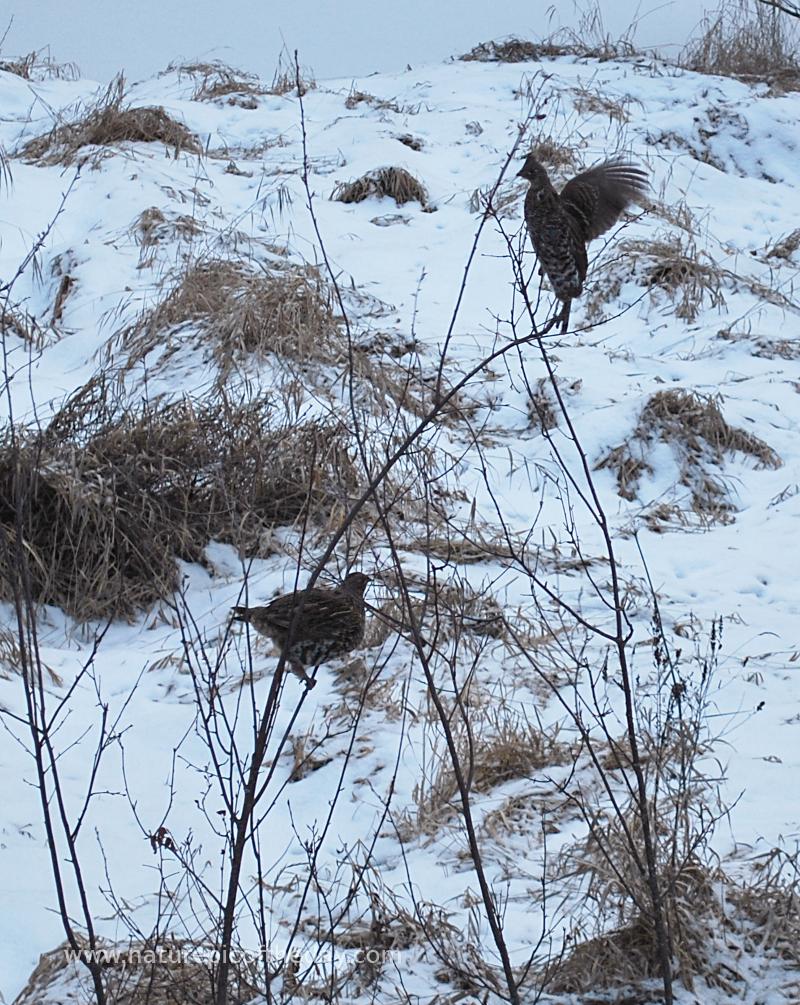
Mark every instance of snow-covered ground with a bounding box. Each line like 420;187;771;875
1;41;799;1004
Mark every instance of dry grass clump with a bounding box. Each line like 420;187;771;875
344;89;418;115
169;60;266;105
766;227;800;261
117;257;342;372
642;237;726;321
0;386;358;621
588;233;725;323
268;50;316;96
468;177;527;218
549;796;723;996
21;75;201;166
0;47;78;80
528;376;559;433
717;326;800;360
399;710;569;839
460;37;573;62
573;83;632;122
530;136;583;175
681;0;800;90
132;207;204;263
332;167;430;208
0;144;10;192
733;845;800;971
597;389;781;524
13;938;256;1005
1;301;49;348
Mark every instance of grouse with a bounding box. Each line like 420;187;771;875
231;572;370;689
518;154;648;329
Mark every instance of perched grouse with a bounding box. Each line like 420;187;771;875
518;154;648;328
231;572;370;689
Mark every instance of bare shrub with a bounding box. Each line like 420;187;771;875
332;167;430;208
597;389;781;524
0;386;359;621
21;75;201;165
116;257;342;372
682;0;800;89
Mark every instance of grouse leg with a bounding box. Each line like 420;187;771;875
559;299;572;334
288;659;317;689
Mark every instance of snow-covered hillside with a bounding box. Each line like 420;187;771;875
1;39;799;1005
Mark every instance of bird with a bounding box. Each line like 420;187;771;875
518;154;648;330
231;572;370;689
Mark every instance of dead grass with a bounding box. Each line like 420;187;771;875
573;83;632;122
766;227;800;261
332;167;430;209
131;207;204;264
0;384;359;621
168;60;266;105
528;136;582;175
597;389;781;524
0;47;78;80
398;707;569;839
116;256;342;373
268;50;316;96
344;89;418;115
590;230;798;323
681;0;800;91
468;177;527;218
0;144;11;193
618;234;725;322
1;301;49;349
21;75;201;166
460;38;561;63
717;327;800;360
528;377;559;433
13;938;256;1005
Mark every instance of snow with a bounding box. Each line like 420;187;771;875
1;39;800;1005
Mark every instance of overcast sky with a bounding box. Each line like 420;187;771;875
1;1;720;84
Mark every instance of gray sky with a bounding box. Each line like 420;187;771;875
1;1;714;84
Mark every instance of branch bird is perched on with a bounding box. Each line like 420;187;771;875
231;572;370;689
518;154;648;330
